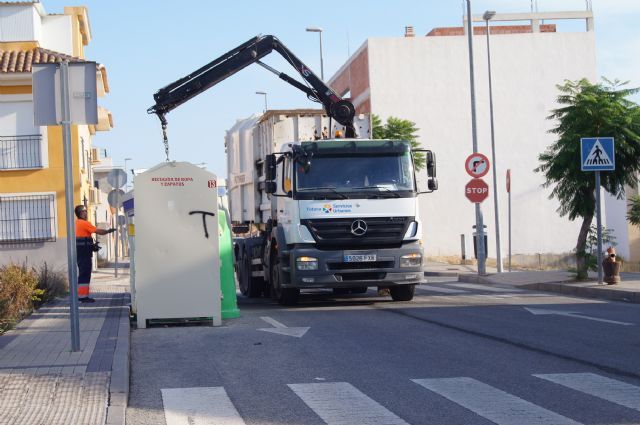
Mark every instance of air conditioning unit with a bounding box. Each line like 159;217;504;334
91;148;101;163
88;187;99;204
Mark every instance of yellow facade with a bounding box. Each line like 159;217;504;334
0;5;110;241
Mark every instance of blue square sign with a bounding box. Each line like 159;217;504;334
581;137;615;171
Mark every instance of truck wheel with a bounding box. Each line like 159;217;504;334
270;255;299;305
390;284;415;302
332;288;350;295
350;287;368;294
238;254;250;296
239;253;263;298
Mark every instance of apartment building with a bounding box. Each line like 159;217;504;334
327;10;638;264
0;2;112;269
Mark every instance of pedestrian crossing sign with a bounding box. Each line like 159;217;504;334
581;137;615;171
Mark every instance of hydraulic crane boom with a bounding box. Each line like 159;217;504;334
148;35;356;137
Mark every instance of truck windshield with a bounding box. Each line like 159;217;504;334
295;149;415;199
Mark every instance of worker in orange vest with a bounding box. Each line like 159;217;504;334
74;205;115;303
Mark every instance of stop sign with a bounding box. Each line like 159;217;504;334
465;178;489;203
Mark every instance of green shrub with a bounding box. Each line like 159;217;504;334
0;263;39;333
33;262;68;308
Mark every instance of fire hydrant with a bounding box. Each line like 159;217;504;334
602;246;621;285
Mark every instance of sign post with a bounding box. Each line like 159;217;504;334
32;61;98;352
506;169;511;272
108;169;127;278
580;137;615;285
465;153;490;273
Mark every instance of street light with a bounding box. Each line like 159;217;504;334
255;91;268;111
124;158;132;191
465;0;487;276
305;26;324;80
483;10;503;273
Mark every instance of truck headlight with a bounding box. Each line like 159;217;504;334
296;256;318;271
400;253;422;267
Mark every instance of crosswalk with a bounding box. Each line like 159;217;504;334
160;372;640;425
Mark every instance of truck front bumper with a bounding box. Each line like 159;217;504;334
283;242;423;289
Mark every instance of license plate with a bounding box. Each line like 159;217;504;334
343;254;376;262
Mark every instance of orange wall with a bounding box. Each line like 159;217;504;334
2;125;83;237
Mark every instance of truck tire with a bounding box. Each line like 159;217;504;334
350;286;368;294
390;284;415;302
270;254;299;305
332;288;350;295
239;252;263;298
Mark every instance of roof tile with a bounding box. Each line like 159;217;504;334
0;47;83;73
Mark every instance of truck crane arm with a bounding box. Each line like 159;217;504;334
148;34;356;137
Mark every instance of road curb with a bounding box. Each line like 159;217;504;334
457;273;492;284
105;293;130;425
424;271;460;277
521;282;640;304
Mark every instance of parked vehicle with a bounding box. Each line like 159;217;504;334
149;35;438;305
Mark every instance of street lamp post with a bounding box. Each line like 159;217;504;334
465;0;487;276
255;91;268;112
305;26;324;80
124;158;132;191
483;10;503;273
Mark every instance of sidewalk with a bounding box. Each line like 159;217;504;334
0;266;130;425
425;261;640;304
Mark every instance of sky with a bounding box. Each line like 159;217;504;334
39;0;640;179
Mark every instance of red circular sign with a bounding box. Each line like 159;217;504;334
465;153;490;178
465;178;489;203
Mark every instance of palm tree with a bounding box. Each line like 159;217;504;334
536;78;640;279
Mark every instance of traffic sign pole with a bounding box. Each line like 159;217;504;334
596;171;603;285
580;137;614;285
60;62;80;352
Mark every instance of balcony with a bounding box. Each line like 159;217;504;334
0;134;43;170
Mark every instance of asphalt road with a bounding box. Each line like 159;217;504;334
126;278;640;425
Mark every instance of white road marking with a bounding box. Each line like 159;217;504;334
417;285;467;294
413;377;581;425
161;387;245;425
535;373;640;411
288;382;409;425
260;316;287;328
450;283;524;293
524;308;634;326
258;316;309;338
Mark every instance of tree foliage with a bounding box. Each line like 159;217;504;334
628;195;640;227
535;78;640;279
371;114;425;170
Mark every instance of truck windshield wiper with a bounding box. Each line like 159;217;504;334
351;186;401;198
297;187;347;199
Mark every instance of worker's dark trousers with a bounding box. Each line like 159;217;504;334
76;244;93;298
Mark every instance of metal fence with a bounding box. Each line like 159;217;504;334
0;135;43;170
0;194;56;243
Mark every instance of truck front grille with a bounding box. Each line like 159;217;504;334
327;261;395;270
301;217;413;249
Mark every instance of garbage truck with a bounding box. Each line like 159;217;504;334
149;35;438;305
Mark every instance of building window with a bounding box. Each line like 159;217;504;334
0;135;43;170
0;194;56;243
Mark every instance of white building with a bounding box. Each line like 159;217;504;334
327;10;632;266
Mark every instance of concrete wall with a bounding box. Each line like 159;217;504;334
41;15;74;57
363;31;597;258
0;239;68;271
0;5;38;42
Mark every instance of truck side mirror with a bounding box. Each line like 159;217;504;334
428;178;438;191
265;154;277;181
426;151;436;178
264;181;277;194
